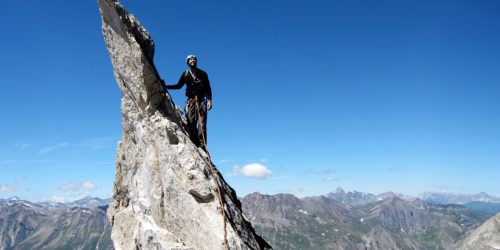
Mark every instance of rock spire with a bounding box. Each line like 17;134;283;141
97;0;271;249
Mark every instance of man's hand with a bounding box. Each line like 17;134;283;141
207;100;212;110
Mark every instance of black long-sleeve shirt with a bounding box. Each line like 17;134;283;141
166;68;212;100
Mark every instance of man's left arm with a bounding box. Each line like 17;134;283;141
204;72;212;110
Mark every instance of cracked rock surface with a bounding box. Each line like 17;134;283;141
98;0;271;249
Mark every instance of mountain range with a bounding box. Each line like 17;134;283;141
326;188;500;215
1;191;499;249
36;196;113;210
0;198;112;250
242;192;492;249
419;191;500;215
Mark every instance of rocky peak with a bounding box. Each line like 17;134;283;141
335;187;345;194
97;0;271;249
66;196;113;208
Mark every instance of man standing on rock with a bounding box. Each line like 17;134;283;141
165;55;212;149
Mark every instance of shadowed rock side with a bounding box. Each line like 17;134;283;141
97;0;271;249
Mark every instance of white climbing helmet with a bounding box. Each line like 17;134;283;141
186;55;197;63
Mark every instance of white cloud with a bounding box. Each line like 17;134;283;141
323;177;337;182
387;168;400;172
58;182;78;191
40;142;69;154
0;184;20;192
82;181;97;190
232;163;272;179
59;181;97;192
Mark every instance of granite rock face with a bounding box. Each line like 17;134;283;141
97;0;271;249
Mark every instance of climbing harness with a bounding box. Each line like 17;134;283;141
193;96;227;250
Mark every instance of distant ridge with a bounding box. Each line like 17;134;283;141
60;196;112;208
326;187;377;206
420;191;500;204
463;201;500;215
36;196;113;210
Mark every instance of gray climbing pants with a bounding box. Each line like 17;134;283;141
185;97;207;147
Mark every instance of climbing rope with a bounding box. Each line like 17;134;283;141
193;96;227;250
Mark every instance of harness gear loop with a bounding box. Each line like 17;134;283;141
194;96;227;250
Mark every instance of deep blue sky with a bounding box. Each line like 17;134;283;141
1;0;499;202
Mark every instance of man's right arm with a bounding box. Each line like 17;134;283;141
165;72;186;89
